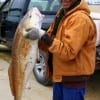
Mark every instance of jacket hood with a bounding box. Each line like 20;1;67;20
61;0;90;16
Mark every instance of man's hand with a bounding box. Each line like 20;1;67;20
23;27;45;40
23;27;55;46
41;34;55;46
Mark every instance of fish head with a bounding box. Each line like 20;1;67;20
20;7;44;36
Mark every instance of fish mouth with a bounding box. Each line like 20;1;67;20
25;28;33;32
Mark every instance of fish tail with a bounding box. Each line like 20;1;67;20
14;82;23;100
8;63;15;96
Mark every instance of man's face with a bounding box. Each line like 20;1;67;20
59;0;77;9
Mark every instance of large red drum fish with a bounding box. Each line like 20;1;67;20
8;7;44;100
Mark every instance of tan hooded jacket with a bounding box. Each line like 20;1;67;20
47;0;97;82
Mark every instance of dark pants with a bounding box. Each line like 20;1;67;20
53;83;85;100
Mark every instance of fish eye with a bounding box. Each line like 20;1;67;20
26;28;32;32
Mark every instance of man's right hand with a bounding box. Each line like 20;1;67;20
23;27;54;46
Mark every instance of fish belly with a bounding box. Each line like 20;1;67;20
23;41;38;89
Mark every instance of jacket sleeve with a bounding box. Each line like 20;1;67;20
49;16;90;61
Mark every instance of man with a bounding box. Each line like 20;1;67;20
25;0;97;100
